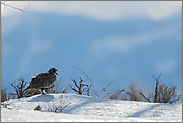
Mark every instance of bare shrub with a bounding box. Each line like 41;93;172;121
126;82;145;101
152;110;161;117
152;73;161;103
70;76;91;96
124;80;148;102
35;95;71;113
152;84;181;104
1;86;7;102
140;74;181;104
1;87;15;102
46;102;71;113
103;80;147;101
34;102;70;113
11;76;28;99
73;67;98;97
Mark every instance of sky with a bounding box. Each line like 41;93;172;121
1;1;182;97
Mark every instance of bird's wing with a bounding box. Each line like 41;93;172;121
37;72;54;80
34;72;57;88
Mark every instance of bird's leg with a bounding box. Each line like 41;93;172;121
43;89;47;94
45;88;49;94
41;88;45;94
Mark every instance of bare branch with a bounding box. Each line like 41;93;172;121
140;92;151;102
10;76;28;98
152;73;161;103
90;88;99;97
69;85;78;93
18;1;31;20
1;1;31;12
1;1;31;20
71;78;79;89
98;81;114;97
70;73;91;95
102;89;124;99
73;67;96;96
82;85;91;92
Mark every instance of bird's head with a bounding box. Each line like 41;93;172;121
48;68;58;73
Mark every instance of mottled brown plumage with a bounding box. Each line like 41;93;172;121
25;68;58;94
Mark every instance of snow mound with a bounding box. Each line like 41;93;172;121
1;93;182;122
27;94;55;102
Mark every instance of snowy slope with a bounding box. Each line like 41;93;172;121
1;93;182;122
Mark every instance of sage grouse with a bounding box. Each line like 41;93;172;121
25;68;58;94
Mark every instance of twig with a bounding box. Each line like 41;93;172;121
1;1;31;20
18;1;31;20
98;81;114;97
73;67;96;96
140;92;151;102
69;85;78;93
152;73;161;103
1;2;30;12
90;88;99;97
70;76;91;95
102;89;124;99
73;67;99;97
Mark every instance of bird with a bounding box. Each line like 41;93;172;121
25;68;58;94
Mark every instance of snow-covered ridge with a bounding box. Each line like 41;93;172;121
1;93;182;122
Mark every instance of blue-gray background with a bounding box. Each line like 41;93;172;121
1;1;182;96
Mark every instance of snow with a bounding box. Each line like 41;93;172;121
1;93;182;122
